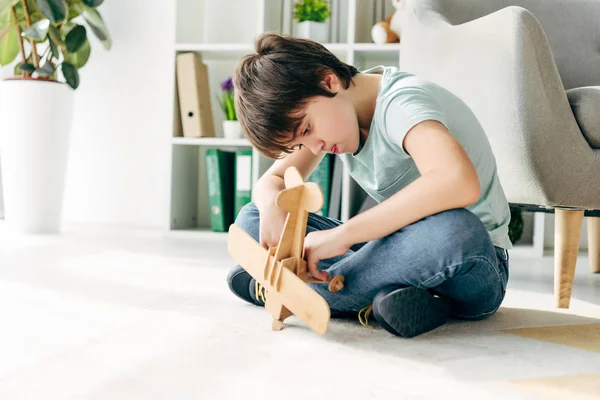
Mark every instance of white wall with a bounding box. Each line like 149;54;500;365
0;163;3;218
62;0;176;227
0;56;18;219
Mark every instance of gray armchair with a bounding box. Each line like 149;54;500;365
398;0;600;308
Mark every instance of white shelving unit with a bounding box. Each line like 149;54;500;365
168;0;402;235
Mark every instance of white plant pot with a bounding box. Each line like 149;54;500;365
296;21;328;42
223;120;243;140
0;79;74;233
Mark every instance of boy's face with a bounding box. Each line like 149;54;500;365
287;73;360;155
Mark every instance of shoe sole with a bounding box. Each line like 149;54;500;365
372;287;450;338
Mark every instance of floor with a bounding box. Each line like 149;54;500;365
0;223;599;400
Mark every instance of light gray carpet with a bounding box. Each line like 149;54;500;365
0;223;599;399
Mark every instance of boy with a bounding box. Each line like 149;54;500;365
226;33;511;338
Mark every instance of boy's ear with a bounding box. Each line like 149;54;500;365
320;72;341;93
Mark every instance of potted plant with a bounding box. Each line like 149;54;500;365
217;77;242;139
294;0;330;42
0;0;111;233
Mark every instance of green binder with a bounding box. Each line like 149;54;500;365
307;153;333;216
205;149;235;232
234;149;253;220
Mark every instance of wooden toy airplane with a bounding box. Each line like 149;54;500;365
227;166;345;335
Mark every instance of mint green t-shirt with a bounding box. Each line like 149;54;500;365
338;66;512;250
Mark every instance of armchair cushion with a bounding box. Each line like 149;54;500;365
567;87;600;149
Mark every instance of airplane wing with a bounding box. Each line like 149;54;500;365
274;266;330;335
227;224;269;283
227;224;331;335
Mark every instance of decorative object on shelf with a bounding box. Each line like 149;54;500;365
509;205;524;244
293;0;330;42
218;77;243;139
371;0;402;45
0;0;111;233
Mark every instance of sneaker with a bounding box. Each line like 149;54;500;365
226;265;266;307
371;286;451;338
248;279;267;306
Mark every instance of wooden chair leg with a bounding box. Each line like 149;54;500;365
554;209;584;308
587;217;600;273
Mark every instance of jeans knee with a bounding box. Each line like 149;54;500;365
407;208;495;271
430;208;490;247
234;202;260;239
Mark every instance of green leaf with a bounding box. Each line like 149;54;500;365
60;21;73;34
13;1;42;26
48;24;64;47
65;23;85;52
0;0;19;17
63;35;89;68
61;61;79;89
35;60;54;76
81;6;110;50
82;0;103;6
0;24;10;41
0;10;18;66
18;62;35;73
293;0;330;23
67;0;83;19
48;34;58;57
0;2;16;34
35;0;66;23
21;18;49;41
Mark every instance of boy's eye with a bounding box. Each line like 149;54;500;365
303;124;310;135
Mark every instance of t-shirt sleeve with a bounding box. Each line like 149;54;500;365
383;85;447;157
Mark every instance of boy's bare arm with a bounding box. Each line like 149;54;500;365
252;146;325;211
339;120;480;245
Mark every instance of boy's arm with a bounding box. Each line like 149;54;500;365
339;120;480;246
252;146;324;211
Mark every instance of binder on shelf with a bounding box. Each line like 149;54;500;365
176;53;215;138
205;149;235;232
308;153;333;217
234;149;253;220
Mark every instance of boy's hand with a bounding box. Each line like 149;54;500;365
258;202;288;249
303;227;350;282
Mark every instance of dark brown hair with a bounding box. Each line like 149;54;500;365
233;33;359;159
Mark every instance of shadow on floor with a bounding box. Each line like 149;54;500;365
316;306;600;381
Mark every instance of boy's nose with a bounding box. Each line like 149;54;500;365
307;140;324;155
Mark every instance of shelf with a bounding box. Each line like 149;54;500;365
175;42;351;52
175;43;255;59
175;43;254;52
175;42;400;54
509;243;547;258
353;43;401;51
323;43;350;51
172;137;252;147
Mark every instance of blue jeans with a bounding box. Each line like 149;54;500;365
234;203;509;320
